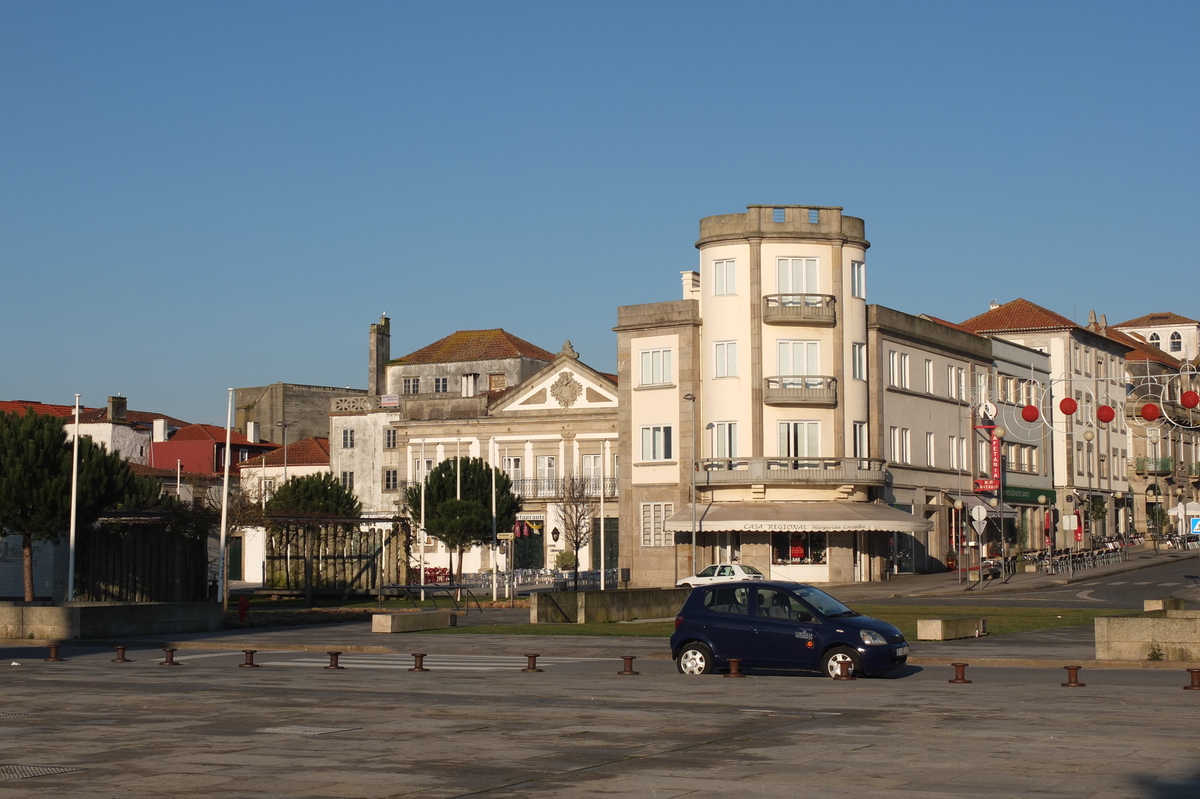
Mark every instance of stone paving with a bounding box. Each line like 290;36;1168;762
1;642;1198;798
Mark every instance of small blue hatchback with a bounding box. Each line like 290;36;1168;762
670;581;909;678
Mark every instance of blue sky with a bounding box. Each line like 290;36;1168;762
3;1;1196;424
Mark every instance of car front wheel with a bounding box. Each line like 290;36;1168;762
822;646;862;679
676;642;714;675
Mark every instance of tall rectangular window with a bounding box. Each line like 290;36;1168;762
925;359;934;393
851;343;867;381
383;469;398;491
433;377;448;393
778;341;820;387
948;435;959;470
340;471;354;491
641;426;673;461
412;458;433;481
852;422;868;458
713;259;736;296
779;421;819;459
926;432;936;467
536;455;557;480
889;427;911;464
776;257;819;295
342;429;355;449
639;348;672;386
582;454;601;479
712;422;737;459
714;341;737;378
640;502;674;547
503;456;522;481
888;351;909;388
850;261;866;298
384;429;397;449
402;377;420;395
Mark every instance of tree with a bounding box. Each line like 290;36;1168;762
426;499;492;583
0;410;159;601
266;472;362;606
404;457;521;584
558;475;598;590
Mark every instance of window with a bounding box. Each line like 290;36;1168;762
433;377;449;393
978;440;990;475
536;455;557;480
852;422;868;458
776;257;818;295
889;427;911;464
772;532;828;566
850;261;866;299
779;421;819;459
1076;442;1084;476
402;377;420;395
924;359;934;393
342;429;355;449
639;348;672;386
888;351;909;388
384;429;397;449
1170;332;1182;352
384;469;398;491
778;340;820;386
851;343;867;381
1086;443;1094;477
712;422;737;459
640;502;674;547
489;373;506;392
713;259;736;295
413;458;433;481
772;207;786;222
926;432;936;467
807;208;819;224
641;426;673;461
582;454;601;479
1099;454;1108;479
503;456;522;481
946;366;966;400
948;436;960;470
714;341;737;378
340;471;354;491
461;374;480;397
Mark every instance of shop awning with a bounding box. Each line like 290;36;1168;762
663;501;933;534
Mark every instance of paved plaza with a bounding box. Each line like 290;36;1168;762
2;635;1198;799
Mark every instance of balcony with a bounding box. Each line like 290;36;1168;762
762;294;836;326
698;457;886;487
763;376;837;406
1136;458;1174;475
509;477;618;499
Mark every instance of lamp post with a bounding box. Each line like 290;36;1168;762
953;499;964;583
683;393;697;581
1037;494;1049;573
1083;429;1095;549
993;426;1008;577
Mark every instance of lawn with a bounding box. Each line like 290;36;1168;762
848;605;1137;641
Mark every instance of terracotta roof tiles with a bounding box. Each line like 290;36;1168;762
959;299;1079;334
171;423;265;447
240;437;330;468
1113;311;1200;328
1100;327;1183;369
393;329;556;365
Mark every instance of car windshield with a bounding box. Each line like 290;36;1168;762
792;585;858;618
740;565;763;576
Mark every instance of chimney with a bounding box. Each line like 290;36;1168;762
369;314;391;395
108;396;127;422
988;299;1001;311
681;271;700;301
246;421;260;443
1087;310;1097;327
152;418;168;442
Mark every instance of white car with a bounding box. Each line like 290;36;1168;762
676;563;765;588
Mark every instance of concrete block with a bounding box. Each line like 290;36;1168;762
371;610;453;633
0;602;223;639
1143;598;1185;612
1095;613;1200;661
917;617;987;641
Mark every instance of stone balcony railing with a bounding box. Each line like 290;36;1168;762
763;376;837;406
697;457;886;487
762;294;837;325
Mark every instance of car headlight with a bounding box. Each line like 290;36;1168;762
859;629;887;646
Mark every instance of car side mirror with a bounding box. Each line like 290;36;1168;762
796;611;814;623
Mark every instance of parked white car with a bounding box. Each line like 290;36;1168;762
676;563;765;588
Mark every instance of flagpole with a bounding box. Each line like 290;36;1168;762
490;438;497;602
599;440;606;591
67;394;81;602
420;440;426;602
218;388;233;610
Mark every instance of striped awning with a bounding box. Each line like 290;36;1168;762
663;501;933;534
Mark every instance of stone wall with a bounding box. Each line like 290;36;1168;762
0;602;224;640
530;587;691;624
1094;610;1200;662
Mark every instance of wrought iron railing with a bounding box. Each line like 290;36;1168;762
698;457;886;486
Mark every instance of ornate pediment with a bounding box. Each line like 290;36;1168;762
492;360;617;414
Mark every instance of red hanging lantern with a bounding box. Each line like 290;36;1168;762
1140;403;1160;422
1021;405;1040;423
1059;397;1078;415
1183;390;1199;409
1096;405;1116;424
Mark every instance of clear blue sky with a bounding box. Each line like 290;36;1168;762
3;1;1196;425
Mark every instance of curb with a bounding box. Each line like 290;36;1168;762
908;657;1199;670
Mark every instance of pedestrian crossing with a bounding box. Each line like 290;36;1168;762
271;653;607;671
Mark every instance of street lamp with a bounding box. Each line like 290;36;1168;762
275;421;291;486
993;426;1008;576
1083;429;1095;548
681;393;700;578
1037;494;1049;573
953;499;964;583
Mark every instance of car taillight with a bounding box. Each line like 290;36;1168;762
674;614;684;629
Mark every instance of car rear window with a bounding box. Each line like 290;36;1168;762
703;585;750;615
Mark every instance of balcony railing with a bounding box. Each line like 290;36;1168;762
1136;457;1174;475
698;457;886;487
762;294;837;325
509;477;618;499
763;376;837;406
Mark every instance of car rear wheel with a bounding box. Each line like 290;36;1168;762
676;642;714;675
822;646;862;679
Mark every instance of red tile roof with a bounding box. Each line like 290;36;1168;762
75;408;191;428
393;329;556;365
240;437;330;467
959;298;1079;334
171;423;268;447
1100;326;1183;369
1113;311;1200;328
921;315;982;336
0;400;94;418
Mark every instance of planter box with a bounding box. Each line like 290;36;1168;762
371;610;454;633
917;616;987;641
1095;611;1200;661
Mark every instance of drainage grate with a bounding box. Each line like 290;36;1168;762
255;725;360;736
0;765;83;780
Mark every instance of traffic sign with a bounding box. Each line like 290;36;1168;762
497;532;514;540
1191;518;1200;534
971;519;988;536
970;505;988;522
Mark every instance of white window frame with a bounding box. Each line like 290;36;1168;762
850;260;866;299
713;259;736;296
852;422;868;458
778;421;820;459
342;429;355;449
851;343;867;381
888;351;909;389
776;257;819;295
503;456;523;481
714;341;737;378
536;455;557;480
926;432;936;468
640;425;674;461
778;340;820;387
924;359;934;393
712;422;737;459
639;348;673;386
402;377;420;395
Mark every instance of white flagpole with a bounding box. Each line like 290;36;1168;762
67;394;81;602
491;438;497;602
218;388;233;609
420;440;426;601
599;441;606;591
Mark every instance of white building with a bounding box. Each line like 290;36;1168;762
1113;312;1200;363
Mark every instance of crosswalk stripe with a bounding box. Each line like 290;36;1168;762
1106;581;1126;585
1133;582;1152;586
1157;582;1179;586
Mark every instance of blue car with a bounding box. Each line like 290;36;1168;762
670;581;909;678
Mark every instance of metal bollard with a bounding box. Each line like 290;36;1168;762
1184;668;1200;691
112;646;131;663
832;659;855;681
240;650;260;668
949;662;972;684
1061;665;1085;687
44;645;64;662
521;654;543;673
725;658;746;678
324;651;344;670
617;656;639;676
408;653;428;672
160;649;180;666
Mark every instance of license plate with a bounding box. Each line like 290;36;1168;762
895;645;910;657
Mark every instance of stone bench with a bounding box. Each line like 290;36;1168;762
371;610;455;633
917;616;987;641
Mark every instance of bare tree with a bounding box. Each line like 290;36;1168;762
558;475;599;590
